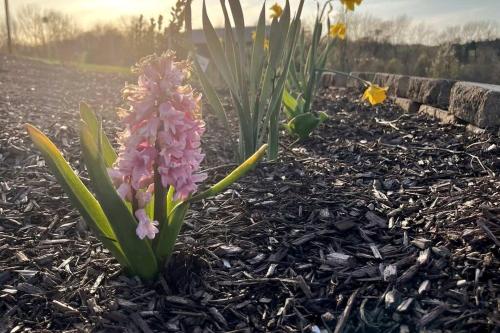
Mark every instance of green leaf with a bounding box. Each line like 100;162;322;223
190;144;268;202
283;88;300;119
249;4;266;100
79;102;117;167
80;124;158;280
286;112;326;140
202;0;236;92
25;124;129;269
228;0;252;140
259;0;303;129
145;194;154;220
228;0;249;85
152;184;181;253
268;107;281;160
166;185;175;217
192;56;231;130
318;111;329;123
154;201;189;265
220;0;239;89
196;0;305;162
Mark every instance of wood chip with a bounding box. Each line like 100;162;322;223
16;283;45;295
418;303;448;327
334;289;360;333
325;252;356;267
52;300;79;314
396;298;414;312
365;211;387;228
418;280;431;295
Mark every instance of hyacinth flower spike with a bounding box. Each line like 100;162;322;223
26;52;268;280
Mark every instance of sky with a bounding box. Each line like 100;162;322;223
2;0;500;30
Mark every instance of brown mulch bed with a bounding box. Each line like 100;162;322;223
1;54;499;332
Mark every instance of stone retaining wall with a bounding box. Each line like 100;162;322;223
323;72;500;134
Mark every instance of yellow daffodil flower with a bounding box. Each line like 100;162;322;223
329;23;346;40
340;0;362;11
270;3;283;19
362;84;388;106
253;31;270;50
264;38;270;51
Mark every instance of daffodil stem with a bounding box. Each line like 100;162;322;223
318;0;334;21
316;68;370;87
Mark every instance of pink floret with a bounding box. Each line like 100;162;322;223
135;209;159;240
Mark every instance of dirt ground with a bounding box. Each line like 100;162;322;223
0;54;499;332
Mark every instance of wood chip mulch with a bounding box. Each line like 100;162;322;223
1;54;499;332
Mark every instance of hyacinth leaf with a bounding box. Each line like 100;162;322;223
166;186;176;217
80;103;133;212
80;124;158;280
79;102;117;167
145;194;154;220
190;144;268;202
154;201;189;264
25;124;129;268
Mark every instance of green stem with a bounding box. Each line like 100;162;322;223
316;68;371;87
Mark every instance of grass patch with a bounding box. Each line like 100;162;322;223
21;56;131;75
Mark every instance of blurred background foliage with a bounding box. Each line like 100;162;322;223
1;2;499;84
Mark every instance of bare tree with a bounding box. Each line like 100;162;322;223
14;5;78;46
15;5;45;45
438;21;499;44
406;22;434;45
461;21;499;42
0;18;5;49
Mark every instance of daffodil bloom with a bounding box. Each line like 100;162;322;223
253;31;270;50
362;84;388;106
264;38;270;50
340;0;362;11
270;3;283;19
329;23;346;40
252;31;269;50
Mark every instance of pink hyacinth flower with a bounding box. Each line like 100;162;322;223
108;52;206;240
